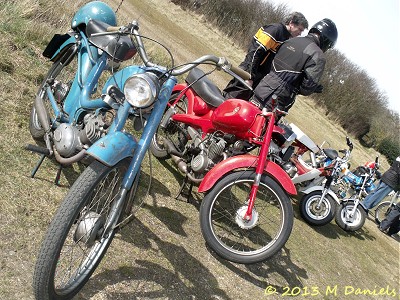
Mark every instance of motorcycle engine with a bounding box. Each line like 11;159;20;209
191;135;227;174
53;111;112;157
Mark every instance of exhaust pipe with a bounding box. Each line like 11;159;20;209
34;94;51;133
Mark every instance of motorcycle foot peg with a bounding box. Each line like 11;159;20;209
25;144;51;156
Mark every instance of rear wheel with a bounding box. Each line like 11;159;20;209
199;170;294;264
33;159;137;300
299;191;336;226
150;92;188;159
29;51;77;142
335;200;366;231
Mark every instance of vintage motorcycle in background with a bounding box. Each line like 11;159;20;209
32;1;285;298
334;156;381;231
297;137;354;226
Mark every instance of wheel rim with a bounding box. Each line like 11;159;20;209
208;178;286;256
305;195;332;220
53;165;125;294
341;204;362;225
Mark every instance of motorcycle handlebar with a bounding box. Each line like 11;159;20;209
103;21;252;85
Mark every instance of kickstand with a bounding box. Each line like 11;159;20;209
31;154;46;178
54;164;63;186
175;175;193;203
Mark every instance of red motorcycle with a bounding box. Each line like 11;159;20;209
151;70;297;263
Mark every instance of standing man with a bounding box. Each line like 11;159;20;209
223;12;308;100
362;156;400;211
250;18;338;112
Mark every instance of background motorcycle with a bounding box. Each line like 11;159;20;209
32;4;250;299
266;122;349;226
335;157;382;231
336;156;380;199
297;137;354;226
27;2;132;183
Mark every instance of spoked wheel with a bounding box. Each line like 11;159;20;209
335;200;366;231
299;191;337;226
29;50;77;142
150;92;188;159
33;159;138;300
199;170;294;264
374;201;392;225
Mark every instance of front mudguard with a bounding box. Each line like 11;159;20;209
198;154;297;196
300;185;341;204
86;131;137;167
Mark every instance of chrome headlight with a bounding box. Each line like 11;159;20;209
124;73;160;108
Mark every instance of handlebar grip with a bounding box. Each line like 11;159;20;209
107;26;121;32
230;65;251;81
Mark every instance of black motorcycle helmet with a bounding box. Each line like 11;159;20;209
309;18;338;52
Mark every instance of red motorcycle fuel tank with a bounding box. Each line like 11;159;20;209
211;99;263;139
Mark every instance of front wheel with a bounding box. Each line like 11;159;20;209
335;200;366;231
33;159;136;300
199;170;294;264
299;191;337;226
374;201;392;224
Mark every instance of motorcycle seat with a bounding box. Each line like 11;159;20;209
186;67;225;107
323;148;339;160
86;20;137;62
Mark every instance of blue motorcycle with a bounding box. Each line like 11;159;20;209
32;2;250;299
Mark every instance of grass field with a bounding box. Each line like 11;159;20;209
0;0;398;299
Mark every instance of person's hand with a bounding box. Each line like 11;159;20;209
314;84;323;93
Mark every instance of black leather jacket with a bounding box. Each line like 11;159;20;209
252;33;326;111
382;157;400;191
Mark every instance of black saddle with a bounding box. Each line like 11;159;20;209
86;20;137;62
323;148;339;160
186;67;225;107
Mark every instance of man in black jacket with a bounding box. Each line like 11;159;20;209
223;12;308;100
250;18;338;112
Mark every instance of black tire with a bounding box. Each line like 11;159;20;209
199;170;294;264
335;200;366;231
299;191;337;226
33;159;136;300
29;53;77;142
374;201;392;225
150;92;188;159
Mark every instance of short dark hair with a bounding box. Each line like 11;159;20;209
284;12;308;29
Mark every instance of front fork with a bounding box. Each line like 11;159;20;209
243;112;275;220
316;176;333;209
103;77;177;232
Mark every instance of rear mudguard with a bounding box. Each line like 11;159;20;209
48;34;78;62
198;154;297;196
86;131;137;167
300;186;341;204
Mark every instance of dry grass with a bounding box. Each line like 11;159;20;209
0;0;398;299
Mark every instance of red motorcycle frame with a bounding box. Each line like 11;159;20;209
152;67;298;263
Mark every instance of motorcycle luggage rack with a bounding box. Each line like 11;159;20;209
25;144;63;185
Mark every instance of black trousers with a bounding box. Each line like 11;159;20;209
380;203;400;235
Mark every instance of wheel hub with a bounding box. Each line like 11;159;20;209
235;205;259;229
74;211;106;247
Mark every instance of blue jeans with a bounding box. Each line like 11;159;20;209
361;181;393;210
